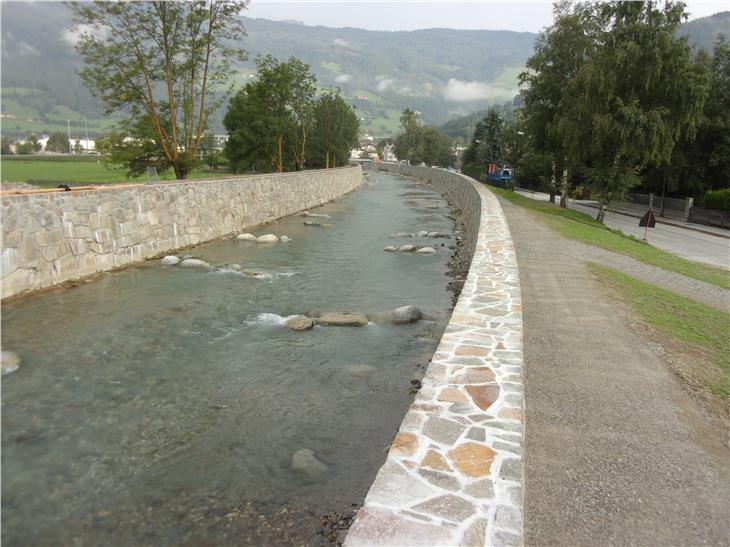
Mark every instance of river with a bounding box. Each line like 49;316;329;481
1;170;456;545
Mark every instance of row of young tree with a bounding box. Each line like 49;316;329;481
223;56;359;173
68;1;358;179
479;1;727;221
393;109;455;167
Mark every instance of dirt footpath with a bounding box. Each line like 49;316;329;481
497;197;730;546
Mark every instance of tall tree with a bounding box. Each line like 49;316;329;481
224;56;317;173
462;107;505;171
307;90;359;169
393;108;423;165
421;126;453;167
46;132;70;153
70;1;247;179
566;1;709;221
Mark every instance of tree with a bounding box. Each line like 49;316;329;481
462;107;505;172
15;134;41;155
421;126;453;167
73;139;84;154
46;131;69;153
564;1;709;221
307;90;359;169
1;136;13;155
393;108;423;164
70;1;247;179
224;56;316;173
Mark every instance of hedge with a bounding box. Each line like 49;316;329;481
702;188;730;211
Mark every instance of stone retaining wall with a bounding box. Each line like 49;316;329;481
1;166;362;299
346;164;524;546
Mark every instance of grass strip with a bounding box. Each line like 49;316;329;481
588;263;730;398
488;186;730;290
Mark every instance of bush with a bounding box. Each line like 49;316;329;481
461;163;484;181
702;188;730;211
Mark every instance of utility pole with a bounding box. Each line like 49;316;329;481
67;119;72;155
85;117;88;154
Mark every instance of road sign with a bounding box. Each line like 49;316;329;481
639;208;656;227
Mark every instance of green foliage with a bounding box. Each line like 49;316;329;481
462;108;505;167
46;132;69;153
1;137;13;155
393;108;423;165
421;126;453;167
307;90;359;169
702;188;730;211
589;263;730;398
14;134;41;155
69;0;246;178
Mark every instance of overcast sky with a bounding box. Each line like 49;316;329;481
245;1;728;33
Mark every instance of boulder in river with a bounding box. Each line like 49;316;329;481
428;231;449;238
398;244;415;252
417;230;429;237
301;211;331;219
383;246;397;252
388;305;423;324
256;234;279;244
285;316;316;331
415;247;436;255
180;258;211;269
1;351;20;376
292;448;328;475
396;232;415;238
236;233;257;241
161;255;180;265
303;221;333;228
280;235;291;243
318;312;369;327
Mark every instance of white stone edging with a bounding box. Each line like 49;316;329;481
346;165;524;547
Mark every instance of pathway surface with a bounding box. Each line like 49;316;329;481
514;188;730;269
497;196;730;546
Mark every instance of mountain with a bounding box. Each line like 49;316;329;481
677;11;729;53
1;2;534;138
1;3;727;139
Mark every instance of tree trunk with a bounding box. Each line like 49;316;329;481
549;161;556;203
560;166;569;209
277;135;284;173
596;204;606;224
325;151;330;169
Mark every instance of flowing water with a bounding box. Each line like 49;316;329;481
1;171;456;545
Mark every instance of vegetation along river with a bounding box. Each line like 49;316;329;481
1;170;460;545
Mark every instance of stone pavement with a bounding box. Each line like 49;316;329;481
346;174;524;546
498;196;730;546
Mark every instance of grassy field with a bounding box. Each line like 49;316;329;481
589;263;730;399
1;157;230;185
488;186;730;290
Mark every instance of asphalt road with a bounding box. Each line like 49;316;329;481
498;196;730;546
514;189;730;269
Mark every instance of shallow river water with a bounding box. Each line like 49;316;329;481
1;171;456;545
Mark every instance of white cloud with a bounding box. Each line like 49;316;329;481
17;41;40;56
335;74;352;83
376;78;394;92
333;38;348;46
62;25;101;46
443;78;515;102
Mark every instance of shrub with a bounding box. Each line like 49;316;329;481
702;188;730;211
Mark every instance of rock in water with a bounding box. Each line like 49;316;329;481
285;316;315;331
161;255;180;265
383;246;397;252
428;232;449;238
415;247;436;255
388;305;423;324
398;244;415;252
301;211;331;218
180;258;211;269
280;235;291;243
256;234;279;244
1;351;20;375
417;230;429;237
236;233;257;241
292;448;328;475
396;232;415;238
318;312;369;327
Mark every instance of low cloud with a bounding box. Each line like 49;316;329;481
376;78;394;92
335;74;352;83
17;41;40;56
333;38;348;47
443;78;515;102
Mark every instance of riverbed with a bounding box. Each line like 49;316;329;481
1;171;457;545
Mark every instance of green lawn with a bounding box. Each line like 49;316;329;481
1;157;230;185
488;186;730;290
589;263;730;399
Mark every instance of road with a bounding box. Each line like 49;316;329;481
514;189;730;269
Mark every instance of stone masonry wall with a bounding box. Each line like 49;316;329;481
1;166;362;299
346;164;524;546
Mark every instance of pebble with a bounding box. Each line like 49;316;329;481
1;351;20;376
292;448;328;475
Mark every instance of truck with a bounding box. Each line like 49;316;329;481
485;163;514;190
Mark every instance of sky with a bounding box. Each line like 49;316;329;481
245;0;728;33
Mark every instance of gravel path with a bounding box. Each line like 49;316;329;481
497;196;730;546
